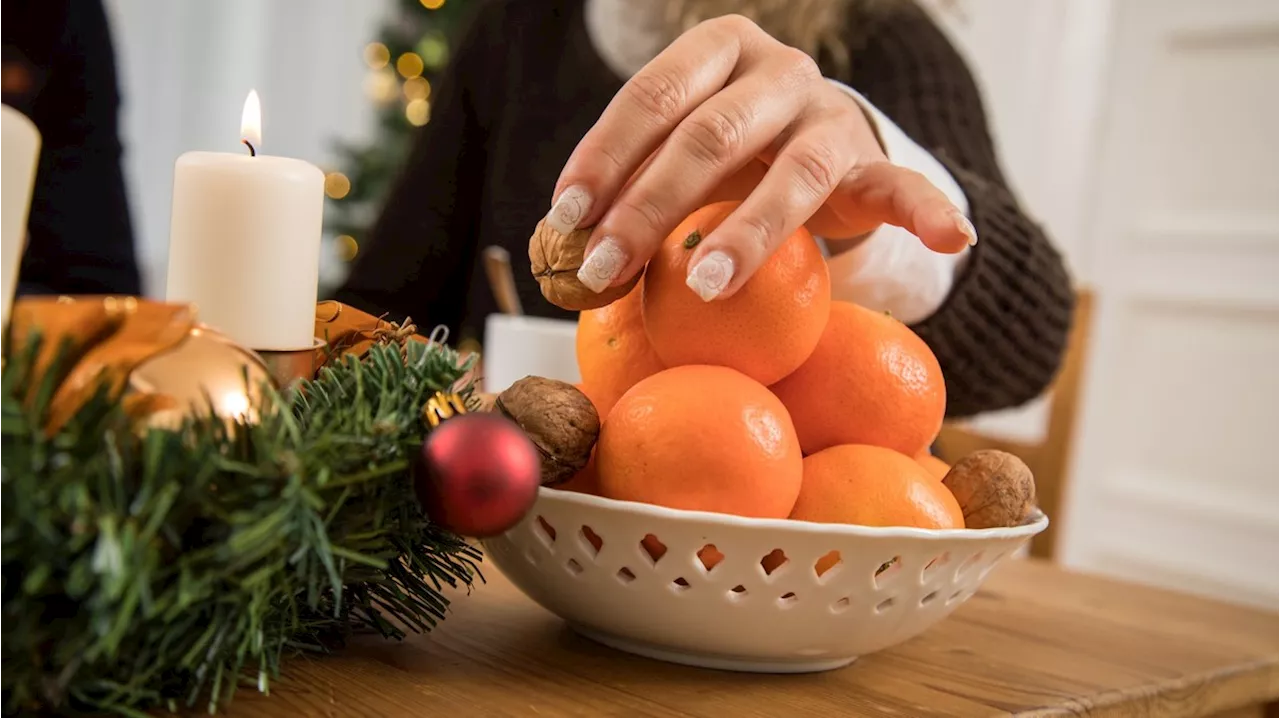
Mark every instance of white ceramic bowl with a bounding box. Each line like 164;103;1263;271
483;487;1048;673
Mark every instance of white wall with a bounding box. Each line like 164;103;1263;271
930;0;1279;609
104;0;391;296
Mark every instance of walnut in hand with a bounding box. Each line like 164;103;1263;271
529;218;640;311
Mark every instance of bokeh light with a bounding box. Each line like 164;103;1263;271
403;76;431;101
405;99;431;126
420;0;446;9
324;172;351;200
336;235;359;262
363;42;390;69
419;36;449;68
363;69;399;104
396;52;425;79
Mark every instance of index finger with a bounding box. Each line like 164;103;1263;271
545;18;752;238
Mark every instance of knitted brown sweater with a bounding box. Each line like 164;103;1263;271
335;0;1075;418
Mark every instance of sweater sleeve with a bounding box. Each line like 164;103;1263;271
332;2;498;335
13;0;142;297
840;3;1076;418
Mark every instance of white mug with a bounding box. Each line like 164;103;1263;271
482;314;579;393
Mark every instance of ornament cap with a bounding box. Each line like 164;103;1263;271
423;390;469;427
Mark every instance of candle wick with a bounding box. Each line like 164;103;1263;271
241;139;257;157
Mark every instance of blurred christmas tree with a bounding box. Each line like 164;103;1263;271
320;0;471;291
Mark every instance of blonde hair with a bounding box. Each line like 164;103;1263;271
661;0;864;71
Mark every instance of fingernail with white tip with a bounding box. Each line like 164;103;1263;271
953;210;977;246
547;186;591;235
686;251;735;302
577;237;626;293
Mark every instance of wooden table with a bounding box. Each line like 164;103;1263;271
224;558;1277;718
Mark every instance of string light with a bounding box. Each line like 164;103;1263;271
396;52;425;79
336;235;359;262
420;36;449;68
324;172;351;200
420;0;446;9
403;76;431;101
363;42;390;69
405;99;431;126
363;69;398;104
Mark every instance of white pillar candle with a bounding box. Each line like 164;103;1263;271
165;90;324;351
2;104;41;333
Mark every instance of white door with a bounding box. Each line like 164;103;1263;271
1055;0;1279;608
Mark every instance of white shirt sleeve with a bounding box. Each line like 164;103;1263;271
819;80;971;325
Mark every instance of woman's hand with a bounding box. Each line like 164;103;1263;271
548;15;975;302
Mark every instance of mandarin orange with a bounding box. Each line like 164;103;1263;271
557;449;599;495
770;301;945;457
597;365;802;518
916;453;951;481
642;202;830;386
575;287;665;418
790;444;964;529
760;548;841;577
639;536;724;572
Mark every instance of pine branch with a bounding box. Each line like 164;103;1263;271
2;338;482;716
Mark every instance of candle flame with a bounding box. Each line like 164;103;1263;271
241;89;262;149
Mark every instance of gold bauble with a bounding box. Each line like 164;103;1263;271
128;326;273;429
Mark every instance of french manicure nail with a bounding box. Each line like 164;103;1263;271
953;210;977;246
547;185;592;235
685;251;736;302
577;237;626;293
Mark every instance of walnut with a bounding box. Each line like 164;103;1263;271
493;376;599;486
528;218;640;311
942;450;1038;529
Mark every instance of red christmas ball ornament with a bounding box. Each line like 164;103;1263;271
417;412;541;538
